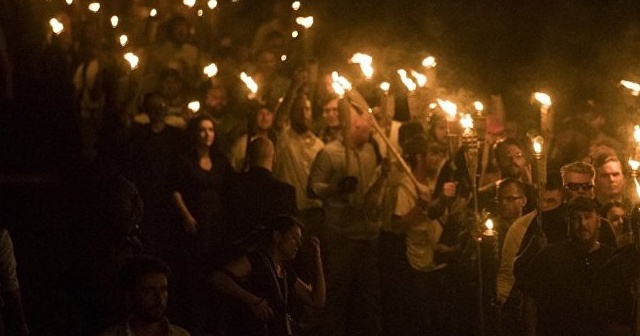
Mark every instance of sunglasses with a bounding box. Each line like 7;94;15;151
564;182;594;191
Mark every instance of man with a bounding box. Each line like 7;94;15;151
100;255;189;336
593;154;630;211
308;105;386;336
518;197;635;336
222;137;297;247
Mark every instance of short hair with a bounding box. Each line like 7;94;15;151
119;255;170;291
247;137;273;167
497;178;525;196
267;215;304;235
399;120;425;151
545;172;563;191
493;137;523;158
566;196;598;216
560;161;595;183
600;200;625;216
592;154;621;170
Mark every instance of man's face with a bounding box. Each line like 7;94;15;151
606;206;626;235
569;210;600;245
322;98;340;128
563;172;595;200
496;144;527;179
291;97;312;133
497;183;526;222
205;88;228;110
595;161;624;200
276;226;302;260
132;272;168;322
540;188;563;211
256;108;274;131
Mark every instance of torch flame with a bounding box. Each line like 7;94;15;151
474;101;484;113
621;80;640;96
207;0;218;9
88;2;101;12
629;158;640;172
634;125;640;144
379;82;390;92
49;18;64;35
292;1;301;10
397;70;417;92
291;31;299;38
110;16;119;28
183;0;196;8
124;52;139;70
203;63;218;77
187;101;200;113
422;56;437;68
410;70;427;87
240;72;259;94
532;136;544;155
150;8;157;17
460;113;474;130
429;102;438;109
331;71;352;91
485;218;494;231
66;0;73;4
437;99;457;121
296;16;314;29
349;53;374;79
119;35;128;46
533;92;552;107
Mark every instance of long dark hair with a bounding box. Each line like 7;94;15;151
184;113;219;159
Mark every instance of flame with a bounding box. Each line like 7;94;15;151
49;18;64;35
292;1;301;10
110;16;119;28
296;16;314;29
422;56;437;68
183;0;196;8
207;0;218;9
197;9;203;16
397;69;417;92
280;55;287;61
332;82;345;97
203;63;218;77
634;177;640;199
485;218;494;231
634;125;640;144
124;52;139;70
621;80;640;96
119;35;128;46
240;72;258;94
532;136;544;154
460;113;474;130
331;71;352;91
349;53;374;79
291;31;299;38
65;0;73;4
474;101;484;112
533;92;552;107
629;158;640;171
429;102;438;109
88;2;100;12
379;82;390;92
149;8;157;17
437;99;457;121
410;70;427;87
187;101;200;113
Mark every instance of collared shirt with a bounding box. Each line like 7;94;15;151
98;317;190;336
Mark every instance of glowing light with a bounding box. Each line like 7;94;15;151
291;31;299;38
187;101;200;113
634;125;640;144
65;0;73;5
203;63;218;77
280;55;287;62
207;0;218;9
437;99;457;121
621;80;640;96
429;103;438;109
532;136;544;154
197;9;203;16
183;0;196;8
380;82;390;92
422;56;437;68
296;16;314;29
49;18;64;35
349;53;374;79
110;16;119;28
629;158;640;171
119;35;128;46
88;2;101;12
331;71;352;91
240;72;258;94
410;70;427;87
485;218;494;231
149;8;157;17
397;69;417;92
460;113;474;130
292;1;301;10
124;52;139;70
533;92;552;107
474;101;484;112
635;177;640;199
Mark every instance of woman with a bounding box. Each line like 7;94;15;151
170;114;232;333
212;215;325;336
601;200;631;248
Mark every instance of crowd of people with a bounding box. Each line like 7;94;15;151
3;0;640;336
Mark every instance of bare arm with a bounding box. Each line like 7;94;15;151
273;69;306;131
172;191;197;233
294;237;325;308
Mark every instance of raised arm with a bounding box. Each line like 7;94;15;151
294;237;325;308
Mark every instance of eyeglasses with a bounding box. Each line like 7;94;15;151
564;182;594;191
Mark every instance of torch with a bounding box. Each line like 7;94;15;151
533;92;553;137
530;132;547;237
437;99;459;164
240;72;259;100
